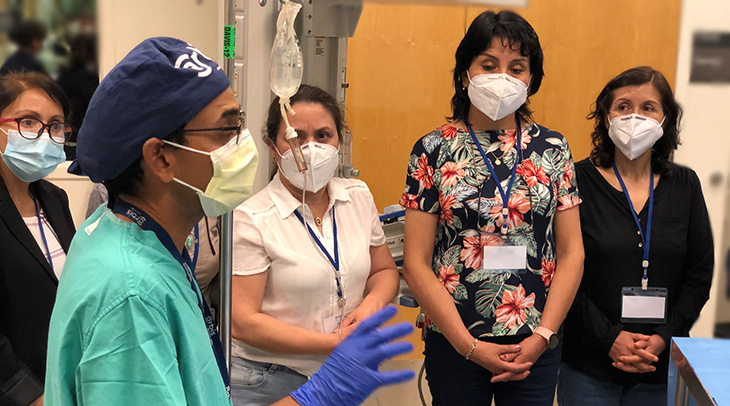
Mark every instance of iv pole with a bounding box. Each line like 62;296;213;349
219;0;236;376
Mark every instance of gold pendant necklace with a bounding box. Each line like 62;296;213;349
491;149;503;165
315;216;322;226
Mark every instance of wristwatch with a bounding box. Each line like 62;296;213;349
534;326;559;349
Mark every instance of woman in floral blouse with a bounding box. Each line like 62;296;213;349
401;10;584;405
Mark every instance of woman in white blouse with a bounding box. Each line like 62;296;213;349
230;85;400;406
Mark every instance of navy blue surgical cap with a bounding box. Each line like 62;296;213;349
69;37;231;183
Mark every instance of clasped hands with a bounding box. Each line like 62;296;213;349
608;331;666;373
466;333;548;383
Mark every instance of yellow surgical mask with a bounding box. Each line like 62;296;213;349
165;129;258;216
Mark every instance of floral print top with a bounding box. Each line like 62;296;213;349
400;123;581;338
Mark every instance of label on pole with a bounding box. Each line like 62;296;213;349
224;25;236;59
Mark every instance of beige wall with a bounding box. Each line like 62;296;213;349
50;0;226;228
97;0;222;77
347;0;681;211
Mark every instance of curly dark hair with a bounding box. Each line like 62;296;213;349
449;10;544;125
588;66;682;174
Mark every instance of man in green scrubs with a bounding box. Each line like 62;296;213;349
44;37;414;406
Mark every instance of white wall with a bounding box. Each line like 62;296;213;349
96;0;274;193
51;0;229;229
673;0;730;335
97;0;222;77
236;0;277;192
47;162;95;228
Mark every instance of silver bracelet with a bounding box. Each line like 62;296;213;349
465;338;479;360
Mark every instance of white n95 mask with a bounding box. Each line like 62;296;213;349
608;114;664;161
165;129;259;217
467;73;529;121
278;142;339;193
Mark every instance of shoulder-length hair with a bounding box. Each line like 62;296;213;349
449;10;544;124
588;66;682;174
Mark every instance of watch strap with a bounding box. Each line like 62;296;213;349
534;326;558;349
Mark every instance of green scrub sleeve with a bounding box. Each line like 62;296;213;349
75;295;186;405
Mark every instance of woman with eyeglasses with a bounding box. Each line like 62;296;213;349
0;72;76;406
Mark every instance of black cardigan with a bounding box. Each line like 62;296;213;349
562;159;714;386
0;177;75;405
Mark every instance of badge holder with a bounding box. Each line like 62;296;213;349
614;163;665;324
480;229;529;275
620;286;668;324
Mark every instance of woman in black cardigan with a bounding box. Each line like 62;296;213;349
558;66;714;406
0;72;75;405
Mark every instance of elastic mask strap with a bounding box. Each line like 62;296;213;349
0;127;10;156
273;145;285;159
164;140;212;156
172;177;206;195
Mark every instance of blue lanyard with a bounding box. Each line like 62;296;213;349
467;120;522;235
31;193;54;272
293;208;345;308
612;163;654;290
112;199;231;398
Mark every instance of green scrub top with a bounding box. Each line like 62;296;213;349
45;206;231;406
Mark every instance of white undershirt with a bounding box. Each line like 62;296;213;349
23;209;66;280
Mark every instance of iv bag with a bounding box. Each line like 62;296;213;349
270;1;303;101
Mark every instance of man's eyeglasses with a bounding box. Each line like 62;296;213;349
0;117;73;144
182;111;245;144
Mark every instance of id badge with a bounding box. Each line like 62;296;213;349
322;299;361;333
480;231;528;274
323;313;345;334
620;287;668;324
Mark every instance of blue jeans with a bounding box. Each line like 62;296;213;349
557;362;667;406
424;331;562;406
230;356;309;406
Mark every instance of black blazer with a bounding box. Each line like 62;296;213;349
0;177;75;406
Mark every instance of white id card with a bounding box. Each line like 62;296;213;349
322;299;361;333
482;245;527;271
323;313;345;334
621;287;668;324
479;230;530;274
